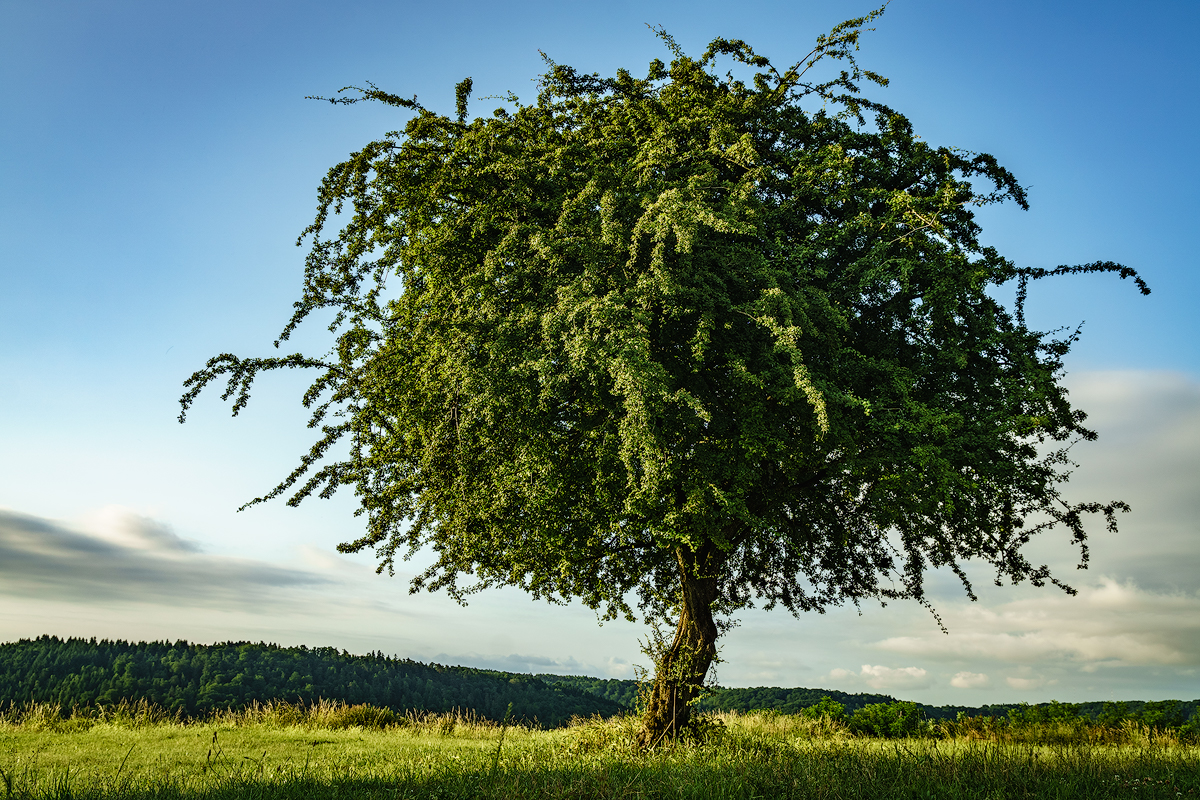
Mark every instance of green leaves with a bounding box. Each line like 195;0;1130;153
182;11;1146;627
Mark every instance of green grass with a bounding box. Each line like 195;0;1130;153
1;703;1197;799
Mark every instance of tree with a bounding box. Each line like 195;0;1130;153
180;9;1149;746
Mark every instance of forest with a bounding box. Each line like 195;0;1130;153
0;636;620;727
4;637;1197;731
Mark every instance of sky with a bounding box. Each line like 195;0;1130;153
1;0;1197;707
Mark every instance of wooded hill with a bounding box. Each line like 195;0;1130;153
0;637;620;727
4;637;1196;729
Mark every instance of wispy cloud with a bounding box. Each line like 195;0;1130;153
0;507;330;608
76;506;204;553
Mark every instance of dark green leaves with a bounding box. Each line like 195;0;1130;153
182;12;1146;626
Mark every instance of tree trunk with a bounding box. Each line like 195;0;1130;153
636;546;721;749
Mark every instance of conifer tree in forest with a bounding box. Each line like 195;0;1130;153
181;9;1148;745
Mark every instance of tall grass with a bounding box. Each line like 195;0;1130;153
0;698;504;735
0;698;182;732
0;702;1197;798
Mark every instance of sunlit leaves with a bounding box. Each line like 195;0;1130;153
181;12;1145;627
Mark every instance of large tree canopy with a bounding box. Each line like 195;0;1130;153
181;10;1148;745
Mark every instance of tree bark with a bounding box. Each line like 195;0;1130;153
636;545;722;749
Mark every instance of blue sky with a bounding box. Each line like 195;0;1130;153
1;0;1197;705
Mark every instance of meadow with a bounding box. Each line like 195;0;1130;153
1;700;1198;799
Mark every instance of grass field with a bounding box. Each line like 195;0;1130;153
1;701;1198;799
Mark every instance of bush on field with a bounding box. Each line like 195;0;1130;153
848;701;927;739
1135;700;1190;730
800;696;845;722
1006;701;1084;727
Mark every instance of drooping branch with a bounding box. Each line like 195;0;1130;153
178;353;344;422
1015;261;1150;327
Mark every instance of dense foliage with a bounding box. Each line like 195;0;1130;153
180;9;1148;742
179;7;1148;630
0;637;619;727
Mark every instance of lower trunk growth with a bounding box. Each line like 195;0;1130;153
637;547;721;749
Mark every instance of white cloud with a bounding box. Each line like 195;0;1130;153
950;671;990;689
1055;370;1200;592
829;664;932;691
876;578;1200;669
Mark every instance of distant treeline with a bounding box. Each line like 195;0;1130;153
541;677;1200;727
0;637;620;727
536;675;641;709
537;676;900;715
4;637;1196;730
702;689;1200;727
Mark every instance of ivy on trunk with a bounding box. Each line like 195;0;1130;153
637;546;723;748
